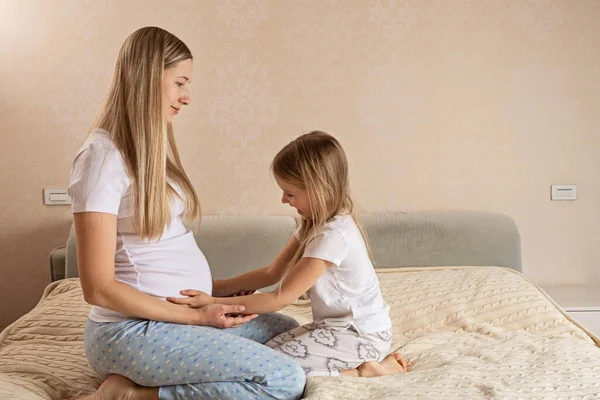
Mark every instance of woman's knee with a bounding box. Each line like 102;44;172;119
290;362;306;396
273;361;305;400
266;313;300;335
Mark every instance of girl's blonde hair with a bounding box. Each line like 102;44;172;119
271;131;371;280
93;26;200;240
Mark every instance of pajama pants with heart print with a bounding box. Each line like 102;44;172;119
84;313;306;400
265;322;392;376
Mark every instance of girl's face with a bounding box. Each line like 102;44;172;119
275;176;312;219
162;58;193;123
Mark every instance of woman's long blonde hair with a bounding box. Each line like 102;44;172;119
93;26;200;240
272;131;371;280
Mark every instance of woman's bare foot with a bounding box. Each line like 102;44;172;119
69;374;157;400
356;352;409;377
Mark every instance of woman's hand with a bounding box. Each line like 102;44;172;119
167;290;214;308
193;304;258;328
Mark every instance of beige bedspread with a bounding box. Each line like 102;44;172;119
1;267;599;399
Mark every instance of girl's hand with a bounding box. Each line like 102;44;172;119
167;290;214;308
212;287;256;298
231;290;255;297
211;280;231;297
193;304;258;328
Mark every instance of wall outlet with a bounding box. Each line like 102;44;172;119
44;188;71;205
551;185;577;201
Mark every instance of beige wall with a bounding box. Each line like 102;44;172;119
1;0;599;330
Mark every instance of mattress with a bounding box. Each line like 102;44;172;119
1;266;599;399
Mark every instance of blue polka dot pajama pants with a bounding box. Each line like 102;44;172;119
84;313;306;400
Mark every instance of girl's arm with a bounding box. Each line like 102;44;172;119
75;212;255;328
170;256;330;314
212;235;300;296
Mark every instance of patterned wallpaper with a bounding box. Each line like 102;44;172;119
0;0;599;329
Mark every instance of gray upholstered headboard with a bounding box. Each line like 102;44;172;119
49;211;522;282
360;211;521;270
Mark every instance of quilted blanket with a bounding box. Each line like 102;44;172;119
1;267;599;399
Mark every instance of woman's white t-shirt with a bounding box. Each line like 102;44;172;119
302;215;391;334
68;129;212;323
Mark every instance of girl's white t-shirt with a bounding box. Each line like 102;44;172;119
68;129;212;323
302;215;391;334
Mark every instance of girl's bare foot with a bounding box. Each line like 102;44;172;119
356;352;409;377
69;374;157;400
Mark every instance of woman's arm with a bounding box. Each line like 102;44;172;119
170;256;330;314
75;212;254;328
212;235;300;296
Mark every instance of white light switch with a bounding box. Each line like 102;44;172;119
551;185;577;201
44;188;71;205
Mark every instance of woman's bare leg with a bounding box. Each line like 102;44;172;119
71;375;158;400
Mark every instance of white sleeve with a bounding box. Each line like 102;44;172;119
302;227;348;267
67;140;129;215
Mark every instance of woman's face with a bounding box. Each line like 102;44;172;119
162;58;193;123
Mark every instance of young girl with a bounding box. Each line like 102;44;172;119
168;131;407;378
71;27;305;400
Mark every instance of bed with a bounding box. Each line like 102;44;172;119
1;211;599;399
